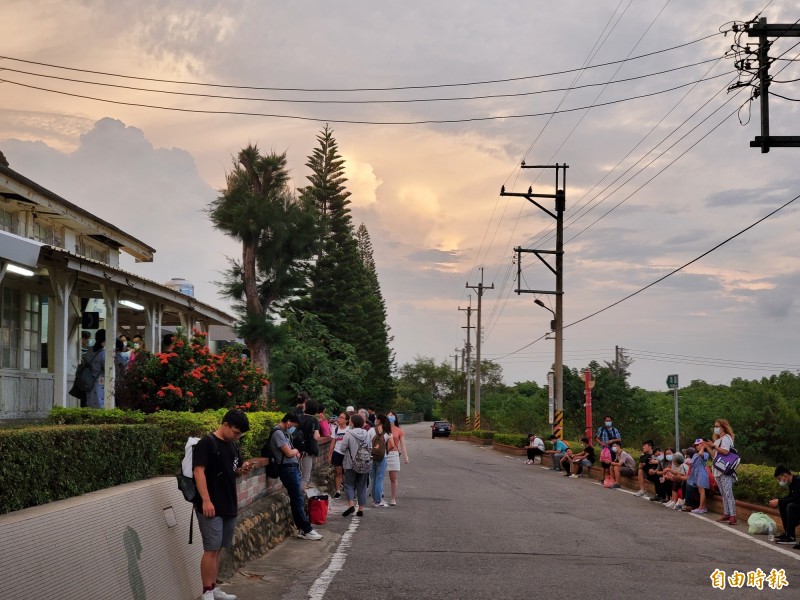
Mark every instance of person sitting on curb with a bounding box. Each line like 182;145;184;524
545;435;570;471
634;440;656;497
526;433;545;465
768;464;800;547
664;452;688;509
609;444;636;489
648;448;674;503
567;437;596;478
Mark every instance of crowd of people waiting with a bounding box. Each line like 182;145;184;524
523;415;800;550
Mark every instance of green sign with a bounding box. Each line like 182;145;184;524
666;374;679;389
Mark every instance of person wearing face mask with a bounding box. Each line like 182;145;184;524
609;444;636;489
269;413;323;541
768;465;800;547
648;448;674;503
385;411;408;506
708;419;738;525
595;416;622;480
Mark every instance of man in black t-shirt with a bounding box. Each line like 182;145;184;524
634;440;656;498
567;438;596;477
193;409;253;600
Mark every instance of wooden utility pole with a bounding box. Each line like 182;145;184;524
467;268;493;430
458;300;474;427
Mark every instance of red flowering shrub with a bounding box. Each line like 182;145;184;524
117;330;269;413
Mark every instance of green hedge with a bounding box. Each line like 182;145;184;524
49;408;282;474
469;430;495;439
493;433;528;447
731;463;782;504
0;424;161;515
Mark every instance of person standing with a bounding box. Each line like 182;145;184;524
386;411;409;506
368;414;391;508
80;330;91;359
298;399;321;489
84;329;106;409
328;413;349;499
340;413;371;517
318;404;331;439
596;416;622;479
708;419;738;525
269;413;324;541
192;409;255;600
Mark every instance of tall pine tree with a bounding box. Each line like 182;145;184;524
301;127;394;408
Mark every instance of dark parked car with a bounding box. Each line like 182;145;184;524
431;421;451;438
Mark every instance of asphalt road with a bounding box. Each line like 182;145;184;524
229;422;800;600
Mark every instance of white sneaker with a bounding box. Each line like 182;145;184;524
569;474;579;479
634;489;646;497
373;501;389;507
301;529;323;541
213;588;237;600
664;501;675;508
201;592;214;600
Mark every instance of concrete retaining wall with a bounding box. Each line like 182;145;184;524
0;438;335;599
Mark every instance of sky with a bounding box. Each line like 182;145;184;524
2;0;799;392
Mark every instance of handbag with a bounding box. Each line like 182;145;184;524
712;447;740;476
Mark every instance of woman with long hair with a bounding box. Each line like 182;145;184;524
369;414;392;508
385;411;409;506
708;418;738;525
84;329;106;409
328;412;348;498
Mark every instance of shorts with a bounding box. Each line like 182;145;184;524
331;451;344;467
618;466;635;478
579;459;592;468
196;513;236;551
386;450;401;472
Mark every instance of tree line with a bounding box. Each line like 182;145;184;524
208;126;394;411
396;353;800;467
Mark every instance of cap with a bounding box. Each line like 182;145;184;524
548;434;557;440
346;405;355;413
693;438;705;446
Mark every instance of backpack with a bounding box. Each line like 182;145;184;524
371;432;386;462
291;426;307;454
75;352;101;393
260;426;284;479
349;433;373;474
176;434;219;502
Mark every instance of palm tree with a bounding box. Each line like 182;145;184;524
208;145;316;380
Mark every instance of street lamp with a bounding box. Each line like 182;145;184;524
534;298;556;332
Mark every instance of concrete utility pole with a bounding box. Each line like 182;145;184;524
466;268;493;430
452;349;460;373
458;300;474;428
501;162;567;439
740;17;800;152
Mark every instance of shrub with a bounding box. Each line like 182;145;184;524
493;433;528;447
0;424;161;515
48;407;283;473
469;430;495;440
116;330;270;413
732;463;782;504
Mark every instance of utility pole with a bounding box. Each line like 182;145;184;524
739;17;800;152
451;349;459;373
501;162;567;439
458;300;474;429
467;268;493;430
615;345;621;377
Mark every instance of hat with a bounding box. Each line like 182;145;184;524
693;438;705;446
346;405;355;413
548;434;557;440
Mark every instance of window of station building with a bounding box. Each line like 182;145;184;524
0;288;44;370
77;236;109;263
31;219;64;248
1;287;21;369
0;208;18;234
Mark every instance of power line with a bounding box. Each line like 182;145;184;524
0;72;731;125
0;33;723;93
624;347;800;369
0;57;724;105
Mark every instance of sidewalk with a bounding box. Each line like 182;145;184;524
219;493;353;600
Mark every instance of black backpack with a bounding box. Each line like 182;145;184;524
261;426;284;479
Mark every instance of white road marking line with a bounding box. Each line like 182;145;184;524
587;482;800;560
307;517;361;599
687;513;800;561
